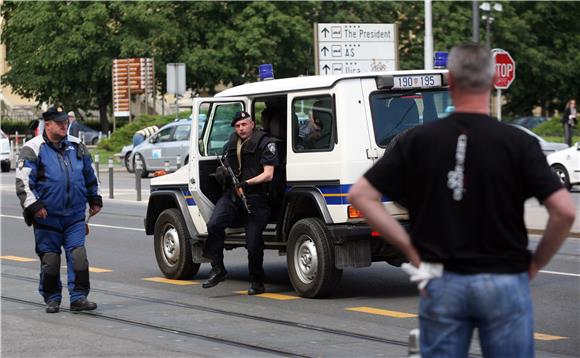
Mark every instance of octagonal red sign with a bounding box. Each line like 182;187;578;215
493;51;516;89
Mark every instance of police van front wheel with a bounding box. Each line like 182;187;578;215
154;208;200;279
287;218;342;298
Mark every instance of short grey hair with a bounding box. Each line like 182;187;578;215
448;43;495;93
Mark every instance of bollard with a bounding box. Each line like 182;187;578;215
94;154;100;181
408;328;420;357
176;154;181;170
135;156;142;201
164;160;170;173
108;158;114;199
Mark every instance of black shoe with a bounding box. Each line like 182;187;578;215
46;301;60;313
70;298;97;312
248;281;265;295
202;267;227;289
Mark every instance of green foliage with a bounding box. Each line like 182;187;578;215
532;116;566;137
0;119;35;135
2;1;578;122
97;112;190;153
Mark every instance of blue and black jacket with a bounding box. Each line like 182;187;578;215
15;133;102;225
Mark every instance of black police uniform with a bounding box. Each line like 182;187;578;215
203;112;278;293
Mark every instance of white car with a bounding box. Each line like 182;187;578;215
547;143;580;190
0;130;11;172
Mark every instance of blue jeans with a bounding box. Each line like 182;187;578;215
420;271;534;358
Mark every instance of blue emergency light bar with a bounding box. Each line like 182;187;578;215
434;51;448;68
258;64;274;81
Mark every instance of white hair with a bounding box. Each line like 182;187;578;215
448;43;495;93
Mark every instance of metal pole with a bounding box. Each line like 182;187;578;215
94;154;100;182
472;0;480;42
485;9;492;48
108;158;114;199
176;154;181;170
135;157;142;202
496;89;502;121
424;0;433;70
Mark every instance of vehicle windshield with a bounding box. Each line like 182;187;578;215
370;89;453;147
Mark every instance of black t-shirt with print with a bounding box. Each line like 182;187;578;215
364;113;562;274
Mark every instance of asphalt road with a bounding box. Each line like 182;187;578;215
1;171;579;357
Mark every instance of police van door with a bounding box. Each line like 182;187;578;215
189;97;250;224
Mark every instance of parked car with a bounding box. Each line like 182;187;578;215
77;122;104;145
0;130;11;172
510;124;569;155
129;119;192;178
547;143;580;190
513;116;547;130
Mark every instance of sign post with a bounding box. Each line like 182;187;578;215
166;63;186;119
492;49;516;121
314;23;398;75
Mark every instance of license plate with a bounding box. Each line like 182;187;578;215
393;74;442;89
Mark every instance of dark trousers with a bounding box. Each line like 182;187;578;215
204;189;270;281
33;211;90;303
564;124;574;147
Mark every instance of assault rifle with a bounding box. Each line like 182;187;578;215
218;155;251;214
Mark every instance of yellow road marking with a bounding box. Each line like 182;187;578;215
62;265;112;273
534;333;567;341
234;291;301;300
346;306;417;318
142;277;199;285
0;255;37;262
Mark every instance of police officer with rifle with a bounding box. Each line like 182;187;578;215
202;111;278;295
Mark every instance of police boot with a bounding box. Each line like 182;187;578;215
202;263;227;289
45;300;60;313
248;280;265;295
70;298;97;312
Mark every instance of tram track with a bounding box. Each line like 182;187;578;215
2;272;411;349
2;295;309;357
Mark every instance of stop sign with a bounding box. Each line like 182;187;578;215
493;50;516;89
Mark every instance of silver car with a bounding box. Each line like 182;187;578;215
510;124;569;155
129;120;191;178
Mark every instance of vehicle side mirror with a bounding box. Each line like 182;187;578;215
575;142;580;150
149;136;157;144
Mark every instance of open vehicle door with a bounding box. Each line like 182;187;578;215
189;97;250;224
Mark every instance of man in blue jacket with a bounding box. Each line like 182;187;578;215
16;106;103;313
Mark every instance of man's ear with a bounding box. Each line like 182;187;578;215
446;72;454;90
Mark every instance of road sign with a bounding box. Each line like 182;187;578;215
166;63;186;95
315;23;398;75
492;50;515;89
112;57;154;118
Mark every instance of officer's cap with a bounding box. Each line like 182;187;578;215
231;111;253;126
42;106;68;122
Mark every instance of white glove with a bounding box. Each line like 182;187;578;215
401;262;444;290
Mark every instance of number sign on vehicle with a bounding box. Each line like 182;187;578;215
393;74;441;89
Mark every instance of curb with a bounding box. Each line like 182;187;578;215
527;228;580;239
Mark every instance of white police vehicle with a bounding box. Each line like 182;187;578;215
145;70;452;298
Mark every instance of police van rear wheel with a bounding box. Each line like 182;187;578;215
154;208;199;279
287;218;342;298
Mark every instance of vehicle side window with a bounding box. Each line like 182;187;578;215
153;127;173;143
173;124;190;141
206;103;243;156
292;95;334;152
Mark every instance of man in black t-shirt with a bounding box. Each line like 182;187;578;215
349;43;576;357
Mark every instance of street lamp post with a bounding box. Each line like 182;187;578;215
480;2;503;48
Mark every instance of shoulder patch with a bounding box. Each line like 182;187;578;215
267;142;276;155
17;159;25;170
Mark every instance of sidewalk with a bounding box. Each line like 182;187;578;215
525;205;580;238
